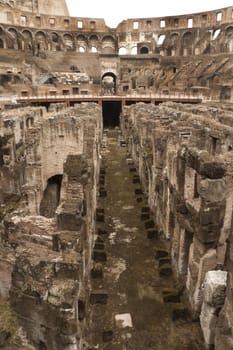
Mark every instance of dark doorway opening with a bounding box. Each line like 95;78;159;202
102;101;121;128
40;174;63;218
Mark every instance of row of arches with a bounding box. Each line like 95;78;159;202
0;26;118;53
0;25;233;55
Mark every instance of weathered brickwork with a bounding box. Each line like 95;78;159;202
121;102;233;348
0;1;233;349
0;102;102;349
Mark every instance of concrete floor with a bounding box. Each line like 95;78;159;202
87;129;205;350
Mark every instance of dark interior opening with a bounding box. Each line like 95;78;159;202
78;300;85;321
140;47;149;54
38;341;47;350
40;174;63;218
181;230;194;275
102;101;121;128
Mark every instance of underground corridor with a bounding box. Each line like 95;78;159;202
87;129;205;350
102;101;122;128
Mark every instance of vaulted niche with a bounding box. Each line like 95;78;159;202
102;72;116;95
40;174;63;218
102;101;121;128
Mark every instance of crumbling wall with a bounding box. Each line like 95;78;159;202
121;102;233;348
0;102;102;349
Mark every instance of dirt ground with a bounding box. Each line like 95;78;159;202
87;129;205;350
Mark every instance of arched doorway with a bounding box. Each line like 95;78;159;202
140;46;149;54
102;72;116;95
102;101;121;128
40;174;63;217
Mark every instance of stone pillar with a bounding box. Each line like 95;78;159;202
200;270;227;347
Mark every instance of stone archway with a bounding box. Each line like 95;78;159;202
101;72;116;95
40;174;63;218
140;46;149;54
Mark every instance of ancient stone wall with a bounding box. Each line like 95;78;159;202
121;102;233;349
0;1;233;349
0;102;102;349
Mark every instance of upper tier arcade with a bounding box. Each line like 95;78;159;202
0;3;233;102
0;3;232;31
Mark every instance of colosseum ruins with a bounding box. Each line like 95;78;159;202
0;1;233;349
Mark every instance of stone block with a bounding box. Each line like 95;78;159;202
90;291;108;305
200;303;218;345
197;224;221;244
56;211;83;231
159;264;173;277
197;249;217;289
147;229;158;239
63;155;88;184
115;313;133;328
198;178;226;203
203;271;227;308
199;205;225;226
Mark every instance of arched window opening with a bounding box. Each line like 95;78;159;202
63;34;74;50
213;29;221;40
158;35;166;45
119;47;127;55
26;117;34;128
131;46;137;55
140;46;149;54
51;32;59;43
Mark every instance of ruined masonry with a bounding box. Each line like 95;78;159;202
0;0;232;349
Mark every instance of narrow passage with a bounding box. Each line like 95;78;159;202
88;129;205;350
